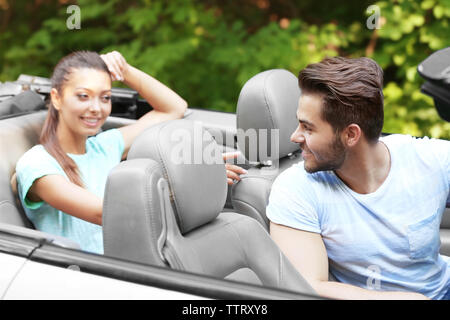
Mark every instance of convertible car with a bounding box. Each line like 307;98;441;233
0;47;449;301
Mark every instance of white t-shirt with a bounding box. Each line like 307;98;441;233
266;134;450;299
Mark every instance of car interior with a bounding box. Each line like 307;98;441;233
0;63;450;297
103;118;314;295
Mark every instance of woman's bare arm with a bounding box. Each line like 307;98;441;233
29;175;103;225
100;51;188;159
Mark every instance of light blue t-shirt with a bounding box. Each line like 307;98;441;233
16;129;124;255
267;134;450;299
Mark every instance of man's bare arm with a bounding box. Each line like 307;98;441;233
269;221;429;300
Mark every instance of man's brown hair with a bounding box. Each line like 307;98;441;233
298;56;384;143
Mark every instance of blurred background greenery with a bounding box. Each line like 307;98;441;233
1;0;449;137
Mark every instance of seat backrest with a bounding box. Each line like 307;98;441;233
0;110;135;228
0;111;47;227
440;207;450;255
231;69;303;230
102;119;315;295
0;90;46;118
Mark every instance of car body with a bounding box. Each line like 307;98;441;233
1;60;449;300
0;75;320;300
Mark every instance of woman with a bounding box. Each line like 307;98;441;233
15;50;245;254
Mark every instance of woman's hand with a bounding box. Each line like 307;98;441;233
100;51;130;82
104;49;187;160
223;152;247;185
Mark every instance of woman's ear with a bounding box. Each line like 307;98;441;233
50;88;62;111
343;124;362;147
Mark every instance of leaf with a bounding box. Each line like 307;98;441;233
421;0;435;10
434;5;445;18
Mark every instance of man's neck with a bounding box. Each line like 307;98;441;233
334;139;391;194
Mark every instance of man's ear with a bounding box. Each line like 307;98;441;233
343;124;362;147
50;88;62;111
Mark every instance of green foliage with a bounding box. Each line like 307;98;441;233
0;0;449;137
373;0;450;138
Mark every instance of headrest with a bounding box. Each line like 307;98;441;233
127;119;228;234
103;158;168;266
236;69;301;163
0;90;45;117
418;46;450;122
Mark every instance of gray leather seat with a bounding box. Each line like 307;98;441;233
102;119;316;295
0;91;46;119
0;111;46;227
231;69;303;230
441;209;450;255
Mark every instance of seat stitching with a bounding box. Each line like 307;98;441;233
144;162;165;258
278;251;283;287
155;122;185;231
225;219;252;272
262;70;277;130
239;175;276;183
229;199;268;226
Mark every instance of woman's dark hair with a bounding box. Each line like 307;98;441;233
40;51;110;187
298;56;384;143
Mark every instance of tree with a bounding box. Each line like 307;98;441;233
1;0;449;137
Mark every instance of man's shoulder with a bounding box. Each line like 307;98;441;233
382;133;450;147
273;161;335;191
267;162;325;234
381;133;415;145
382;133;450;157
381;134;450;174
275;162;308;184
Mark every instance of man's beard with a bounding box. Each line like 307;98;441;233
302;134;346;173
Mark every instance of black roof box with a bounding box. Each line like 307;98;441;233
417;47;450;121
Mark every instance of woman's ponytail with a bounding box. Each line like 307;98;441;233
40;101;84;187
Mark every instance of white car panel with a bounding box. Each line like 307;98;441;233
4;259;205;300
0;253;28;298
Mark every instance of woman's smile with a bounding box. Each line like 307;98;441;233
80;116;102;128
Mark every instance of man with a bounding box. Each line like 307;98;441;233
266;56;450;300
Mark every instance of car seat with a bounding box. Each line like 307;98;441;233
102;119;316;295
0;90;46;119
230;69;303;230
0;111;46;227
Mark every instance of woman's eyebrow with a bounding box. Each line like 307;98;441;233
75;87;112;93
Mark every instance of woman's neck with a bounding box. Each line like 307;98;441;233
56;124;87;155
